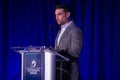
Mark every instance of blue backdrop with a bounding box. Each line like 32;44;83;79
0;0;120;80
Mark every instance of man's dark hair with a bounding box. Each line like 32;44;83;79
55;4;71;13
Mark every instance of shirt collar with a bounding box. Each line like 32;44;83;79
60;20;73;30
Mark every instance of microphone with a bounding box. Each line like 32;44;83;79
50;24;54;31
49;24;54;47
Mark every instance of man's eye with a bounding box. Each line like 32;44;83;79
58;13;62;15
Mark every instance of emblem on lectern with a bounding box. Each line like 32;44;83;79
26;59;40;75
31;60;36;67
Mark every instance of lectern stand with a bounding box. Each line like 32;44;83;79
12;46;69;80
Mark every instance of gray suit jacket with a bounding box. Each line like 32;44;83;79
54;22;83;80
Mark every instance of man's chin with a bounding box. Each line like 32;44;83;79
57;22;61;25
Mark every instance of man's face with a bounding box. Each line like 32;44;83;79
55;8;70;25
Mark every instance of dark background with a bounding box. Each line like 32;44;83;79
0;0;120;80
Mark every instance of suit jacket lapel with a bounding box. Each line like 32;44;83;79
56;22;75;50
58;26;72;47
60;22;75;41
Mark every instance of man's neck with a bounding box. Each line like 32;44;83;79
61;20;73;28
61;19;71;25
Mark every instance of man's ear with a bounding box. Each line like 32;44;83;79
66;12;70;17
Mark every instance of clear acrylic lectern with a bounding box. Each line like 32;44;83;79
12;46;69;80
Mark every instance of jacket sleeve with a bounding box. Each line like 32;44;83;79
68;27;83;58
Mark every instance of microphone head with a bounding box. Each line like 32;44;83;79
50;24;53;30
